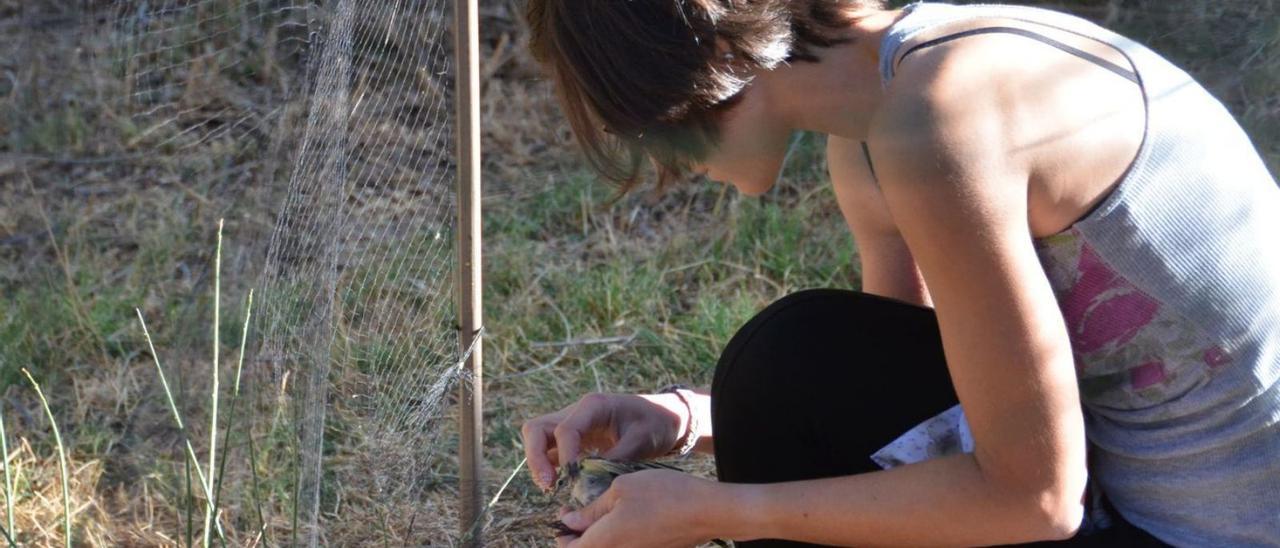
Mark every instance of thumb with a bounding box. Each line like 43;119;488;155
561;491;614;532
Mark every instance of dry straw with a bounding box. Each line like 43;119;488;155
20;368;70;548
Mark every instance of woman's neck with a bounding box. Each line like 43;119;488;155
760;8;903;139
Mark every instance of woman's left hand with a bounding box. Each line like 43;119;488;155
555;468;725;548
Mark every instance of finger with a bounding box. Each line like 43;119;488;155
553;421;584;470
521;420;554;488
564;513;614;548
601;429;657;461
522;419;557;489
561;490;613;532
556;534;576;548
554;395;611;468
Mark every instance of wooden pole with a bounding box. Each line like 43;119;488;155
454;0;484;542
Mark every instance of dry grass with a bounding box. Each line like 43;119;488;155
1;0;1276;545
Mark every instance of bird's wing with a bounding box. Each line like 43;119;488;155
584;458;684;475
632;460;684;472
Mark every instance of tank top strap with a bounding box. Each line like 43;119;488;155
878;2;1141;89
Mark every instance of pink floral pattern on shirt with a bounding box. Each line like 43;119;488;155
1060;244;1162;357
1034;229;1232;411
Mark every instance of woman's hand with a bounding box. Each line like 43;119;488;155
522;393;686;490
554;468;724;548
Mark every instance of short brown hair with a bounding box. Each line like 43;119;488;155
526;0;884;193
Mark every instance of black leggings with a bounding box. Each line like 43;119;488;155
710;289;1167;547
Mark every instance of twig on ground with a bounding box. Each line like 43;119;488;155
495;348;570;382
660;260;713;281
528;333;637;348
581;346;625;393
497;299;577;381
1;152;153;166
719;260;785;294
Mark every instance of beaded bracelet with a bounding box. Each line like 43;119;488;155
658;383;700;457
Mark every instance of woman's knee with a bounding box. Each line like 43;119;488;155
713;289;830;399
711;289;935;401
709;289;952;481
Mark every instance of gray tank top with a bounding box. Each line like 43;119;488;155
878;3;1280;545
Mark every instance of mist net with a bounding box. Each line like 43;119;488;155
106;0;471;544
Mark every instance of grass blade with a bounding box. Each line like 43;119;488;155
22;368;71;548
290;427;301;548
0;400;15;539
185;455;194;548
135;309;227;542
0;404;14;548
204;219;224;548
460;457;527;545
0;521;17;548
213;290;252;545
245;413;269;546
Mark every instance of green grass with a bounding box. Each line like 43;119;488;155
0;0;1274;544
482;159;857;392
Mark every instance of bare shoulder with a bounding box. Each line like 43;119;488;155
867;28;1144;236
871;14;1140;145
867;37;1027;191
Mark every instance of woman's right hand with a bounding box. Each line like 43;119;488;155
521;392;687;490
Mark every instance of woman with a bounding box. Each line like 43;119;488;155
518;1;1280;546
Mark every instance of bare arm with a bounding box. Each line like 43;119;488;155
826;135;933;308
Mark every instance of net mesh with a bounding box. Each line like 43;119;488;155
109;0;313;151
105;0;468;543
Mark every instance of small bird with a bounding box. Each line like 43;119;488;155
547;457;730;546
558;457;683;508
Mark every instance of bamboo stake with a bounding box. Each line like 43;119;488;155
454;0;484;543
